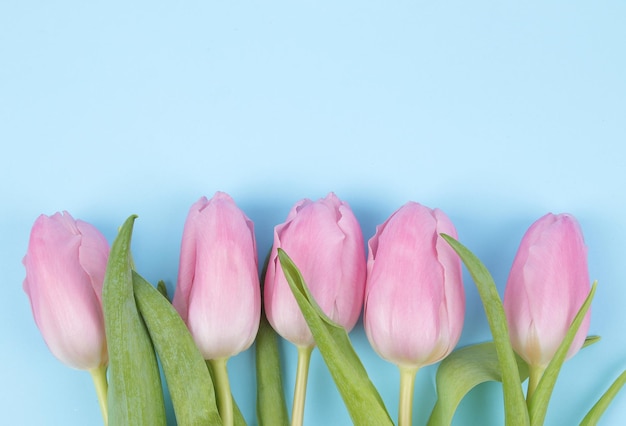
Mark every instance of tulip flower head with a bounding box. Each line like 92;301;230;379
173;192;261;360
503;213;591;368
264;192;366;348
23;212;110;370
364;202;465;369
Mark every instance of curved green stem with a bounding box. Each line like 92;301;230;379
527;364;546;402
398;366;419;426
208;358;233;426
89;365;109;426
291;345;314;426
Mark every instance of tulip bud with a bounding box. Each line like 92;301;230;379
173;192;261;360
364;202;465;369
264;192;366;348
503;213;590;367
23;212;110;370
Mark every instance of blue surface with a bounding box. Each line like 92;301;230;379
2;2;625;425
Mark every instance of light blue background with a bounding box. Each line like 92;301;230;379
1;2;625;425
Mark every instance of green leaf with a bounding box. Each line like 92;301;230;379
527;281;597;426
102;215;166;425
441;234;529;426
428;336;601;426
277;249;393;426
255;314;289;426
583;335;601;348
428;342;530;425
133;271;222;425
233;396;247;426
580;369;626;425
156;279;169;300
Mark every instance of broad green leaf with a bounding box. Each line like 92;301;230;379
428;342;530;425
580;370;626;425
528;282;597;426
277;249;393;426
133;271;222;425
428;336;601;426
256;314;289;426
233;398;247;426
441;234;529;426
102;215;166;425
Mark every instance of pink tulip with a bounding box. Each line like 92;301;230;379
264;192;366;348
364;202;465;368
23;212;110;370
173;192;261;360
503;213;590;367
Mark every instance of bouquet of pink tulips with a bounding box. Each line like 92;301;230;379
22;192;626;425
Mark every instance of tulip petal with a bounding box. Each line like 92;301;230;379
264;193;366;347
23;213;107;370
174;193;261;360
76;218;110;304
504;213;590;367
364;203;465;369
173;197;204;322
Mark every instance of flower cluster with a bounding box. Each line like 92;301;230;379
22;193;624;426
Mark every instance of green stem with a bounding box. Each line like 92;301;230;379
527;364;546;402
398;366;419;426
291;345;314;426
89;365;109;426
208;358;233;426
